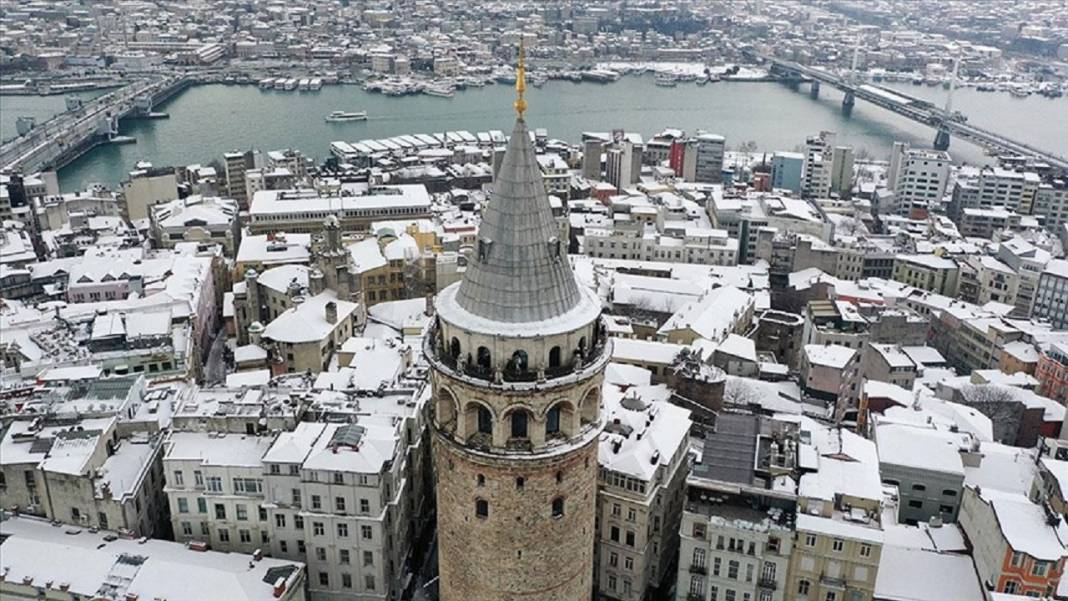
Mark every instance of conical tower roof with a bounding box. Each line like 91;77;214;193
453;118;583;324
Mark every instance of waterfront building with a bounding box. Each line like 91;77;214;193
692;133;726;184
149;194;241;255
0;514;307;601
1032;259;1068;330
120;165;179;223
770;151;804;193
595;383;692;601
888;146;952;218
224;149;259;208
802;131;835;199
247;185;431;234
950;166;1041;216
829;145;855;198
606;138;643;191
426;53;608;600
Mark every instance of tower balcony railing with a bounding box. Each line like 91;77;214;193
425;321;610;387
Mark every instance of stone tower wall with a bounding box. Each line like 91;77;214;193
434;429;598;601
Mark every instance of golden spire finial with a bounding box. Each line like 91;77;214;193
514;37;527;120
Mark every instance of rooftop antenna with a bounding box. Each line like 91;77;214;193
514;36;527;120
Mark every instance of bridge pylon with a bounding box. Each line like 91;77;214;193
842;90;855;115
809;81;820;99
934;125;951;151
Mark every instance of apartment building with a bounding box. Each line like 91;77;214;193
1037;343;1068;405
889;147;951;217
164;431;275;553
261;401;428;601
996;237;1051;317
677;480;795;601
1032;259;1068;330
787;418;883;601
957;255;1019;307
891;254;959;296
596;384;693;601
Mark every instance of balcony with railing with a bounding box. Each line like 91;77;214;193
689;564;708;575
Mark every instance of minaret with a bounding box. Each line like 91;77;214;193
427;39;608;601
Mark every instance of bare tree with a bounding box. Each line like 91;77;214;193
724;377;764;406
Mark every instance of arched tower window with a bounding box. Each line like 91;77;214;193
552;497;565;518
475;499;489;519
578;336;587;356
476;474;485;487
546;405;561;435
477;406;493;434
508;350;528;374
510;410;529;439
449;337;461;360
477;346;492;370
516;477;525;490
549;346;562;368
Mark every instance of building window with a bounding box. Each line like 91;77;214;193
713;557;721;576
516;477;525;490
832;538;844;553
334;473;344;485
173;471;184;486
610;526;620;542
805;534;817;547
275;514;286;528
363;550;374;566
798;580;810;596
476;474;485;487
206;477;222;493
316;547;326;561
295;515;303;530
361;525;373;539
824;593;836;601
337;523;349;537
859;543;872;558
313;522;324;536
476;499;489;518
341;573;352;589
689;574;704;596
552;497;565;518
311;495;321;510
218;528;229;542
181;521;192;536
1033;561;1048;577
365;575;375;591
728;560;739;579
319;572;329;587
336;497;346;512
214;504;226;520
239;529;251;543
177;498;189;513
236;504;248;521
625;530;635;547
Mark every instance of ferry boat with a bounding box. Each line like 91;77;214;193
284;78;298;91
273;78;287;90
654;74;678;87
582;69;620;83
298;78;311;91
259;78;276;90
309;78;323;91
325;110;368;122
423;83;455;98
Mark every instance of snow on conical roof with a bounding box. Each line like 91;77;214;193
452;117;583;324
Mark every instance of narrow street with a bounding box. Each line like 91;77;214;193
203;328;227;385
